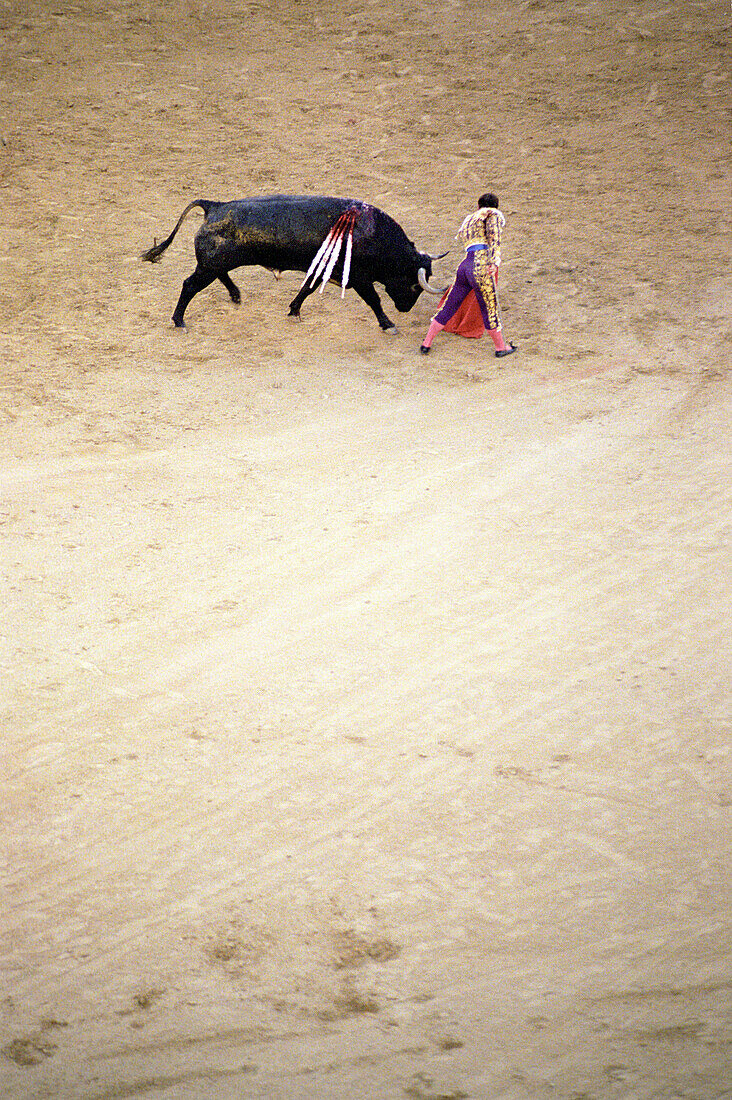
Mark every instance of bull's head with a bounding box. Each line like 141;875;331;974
386;252;449;312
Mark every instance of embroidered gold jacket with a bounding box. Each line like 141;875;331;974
456;208;505;265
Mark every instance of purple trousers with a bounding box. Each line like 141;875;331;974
434;249;501;331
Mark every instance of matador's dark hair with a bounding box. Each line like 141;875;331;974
478;192;499;209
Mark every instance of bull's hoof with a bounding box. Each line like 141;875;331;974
172;317;186;329
287;310;302;322
381;324;398;335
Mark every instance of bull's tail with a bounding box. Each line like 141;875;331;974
141;200;211;263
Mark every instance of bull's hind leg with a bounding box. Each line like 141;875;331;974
219;273;241;306
172;265;217;327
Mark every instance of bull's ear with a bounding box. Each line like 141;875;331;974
417;250;449;262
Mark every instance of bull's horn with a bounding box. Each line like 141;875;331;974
428;250;450;260
418;267;447;294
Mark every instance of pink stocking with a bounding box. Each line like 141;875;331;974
421;319;444;349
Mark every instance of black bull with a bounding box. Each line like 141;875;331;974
141;194;445;331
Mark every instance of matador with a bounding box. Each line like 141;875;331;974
420;192;517;357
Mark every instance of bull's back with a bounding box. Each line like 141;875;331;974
195;195;353;268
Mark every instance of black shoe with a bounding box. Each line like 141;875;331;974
495;343;517;358
420;344;431;355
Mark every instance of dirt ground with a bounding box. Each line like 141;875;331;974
1;0;730;1097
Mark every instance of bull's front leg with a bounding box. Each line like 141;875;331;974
287;281;318;321
350;278;396;332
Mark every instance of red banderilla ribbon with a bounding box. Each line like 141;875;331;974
301;208;358;299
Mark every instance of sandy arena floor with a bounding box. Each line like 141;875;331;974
1;1;730;1097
